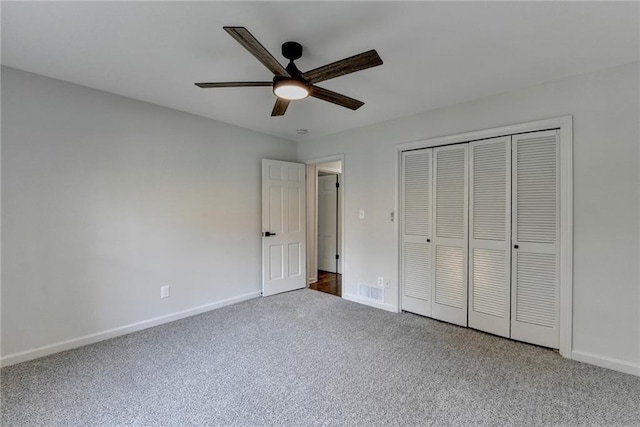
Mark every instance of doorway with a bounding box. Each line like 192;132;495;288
307;159;343;297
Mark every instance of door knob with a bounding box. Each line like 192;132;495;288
263;231;276;237
514;244;519;249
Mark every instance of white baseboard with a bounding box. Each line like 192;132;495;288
1;290;261;368
571;350;640;376
343;293;398;313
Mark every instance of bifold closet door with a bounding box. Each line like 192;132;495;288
401;149;433;317
468;137;511;338
511;130;560;349
431;144;468;327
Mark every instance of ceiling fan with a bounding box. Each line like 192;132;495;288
195;27;383;116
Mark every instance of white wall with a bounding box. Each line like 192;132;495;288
1;67;296;362
297;62;640;374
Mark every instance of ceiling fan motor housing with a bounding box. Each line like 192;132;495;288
282;41;303;61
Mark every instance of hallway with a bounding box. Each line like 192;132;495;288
309;271;341;297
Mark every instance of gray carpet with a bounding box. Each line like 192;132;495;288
2;289;640;426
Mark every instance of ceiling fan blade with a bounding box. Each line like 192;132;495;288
271;98;290;116
223;27;290;77
302;50;382;84
309;86;364;111
195;82;272;88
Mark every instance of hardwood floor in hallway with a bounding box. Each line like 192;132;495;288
309;270;342;297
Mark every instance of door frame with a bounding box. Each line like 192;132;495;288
317;173;340;274
306;154;345;296
395;116;573;358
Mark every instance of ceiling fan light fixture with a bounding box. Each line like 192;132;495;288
273;79;309;100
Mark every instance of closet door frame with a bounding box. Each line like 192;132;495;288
395;115;573;357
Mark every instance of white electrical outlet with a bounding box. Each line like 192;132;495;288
359;209;365;219
160;286;170;299
377;277;384;287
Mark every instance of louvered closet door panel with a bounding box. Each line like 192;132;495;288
511;130;560;349
432;144;468;327
468;137;511;338
401;149;432;317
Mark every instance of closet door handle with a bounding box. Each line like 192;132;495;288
426;238;431;243
514;244;519;249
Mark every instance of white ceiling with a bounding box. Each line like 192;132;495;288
2;1;638;142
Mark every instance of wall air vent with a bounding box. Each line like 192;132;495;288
358;283;384;302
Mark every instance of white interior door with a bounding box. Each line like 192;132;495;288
432;144;468;327
511;130;560;348
262;159;306;297
318;174;338;273
468;137;512;337
401;149;433;317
